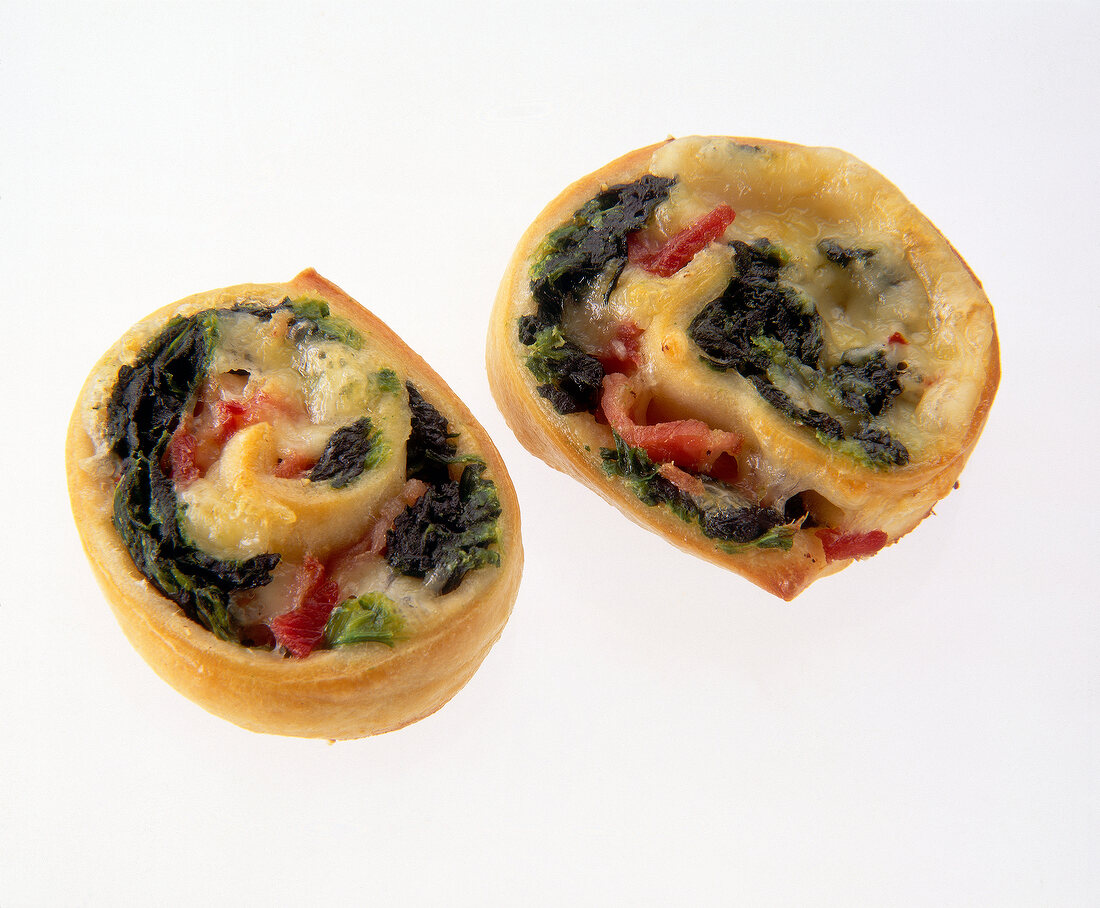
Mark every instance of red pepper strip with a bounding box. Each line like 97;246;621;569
594;321;645;375
627;231;661;269
213;399;250;444
166;426;201;486
270;556;341;657
888;332;909;346
817;529;889;563
640;204;737;277
212;390;303;445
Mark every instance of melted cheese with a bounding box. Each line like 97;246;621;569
178;309;411;563
637;137;989;462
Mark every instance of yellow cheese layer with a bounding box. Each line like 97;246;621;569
179;309;411;562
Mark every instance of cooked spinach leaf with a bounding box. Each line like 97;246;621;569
285;297;364;349
375;368;401;394
599;431;698;521
308;417;386;488
386;461;502;594
827;350;904;419
405;381;459;484
521;323;605;415
818;238;875;267
849;424;909;467
323;592;405;648
229;297;363;349
387;384;502;593
529;174;674;325
697;504;786;545
105;309;281;641
690;239;824;375
749;376;845;441
688;239;909;468
517;175;672;416
600;433;793;549
106;314;217;462
112;436;279;641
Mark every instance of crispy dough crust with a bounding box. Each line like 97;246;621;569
487;138;998;600
68;269;523;738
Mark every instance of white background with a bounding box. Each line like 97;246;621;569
3;2;1097;905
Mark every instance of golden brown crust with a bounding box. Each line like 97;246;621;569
67;269;523;738
487;137;998;600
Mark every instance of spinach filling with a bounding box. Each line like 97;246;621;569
529;173;675;326
688;239;910;467
308;417;386;488
113;450;281;641
405;381;459;485
600;433;794;549
106;312;281;641
518;174;674;415
817;238;875;268
105;301;381;642
518;319;605;415
230;297;364;349
385;383;502;594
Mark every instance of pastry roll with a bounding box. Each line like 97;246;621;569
68;269;522;738
487;136;997;599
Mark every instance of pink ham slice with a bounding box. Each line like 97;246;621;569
601;372;741;474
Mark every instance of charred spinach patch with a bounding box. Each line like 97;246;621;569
600;433;793;549
529;174;674;325
106;312;280;641
689;239;909;467
521;322;605;415
308;417;386;488
386;461;502;594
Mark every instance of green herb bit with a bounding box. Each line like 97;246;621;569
324;592;405;648
374;368;401;395
289;297;363;349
